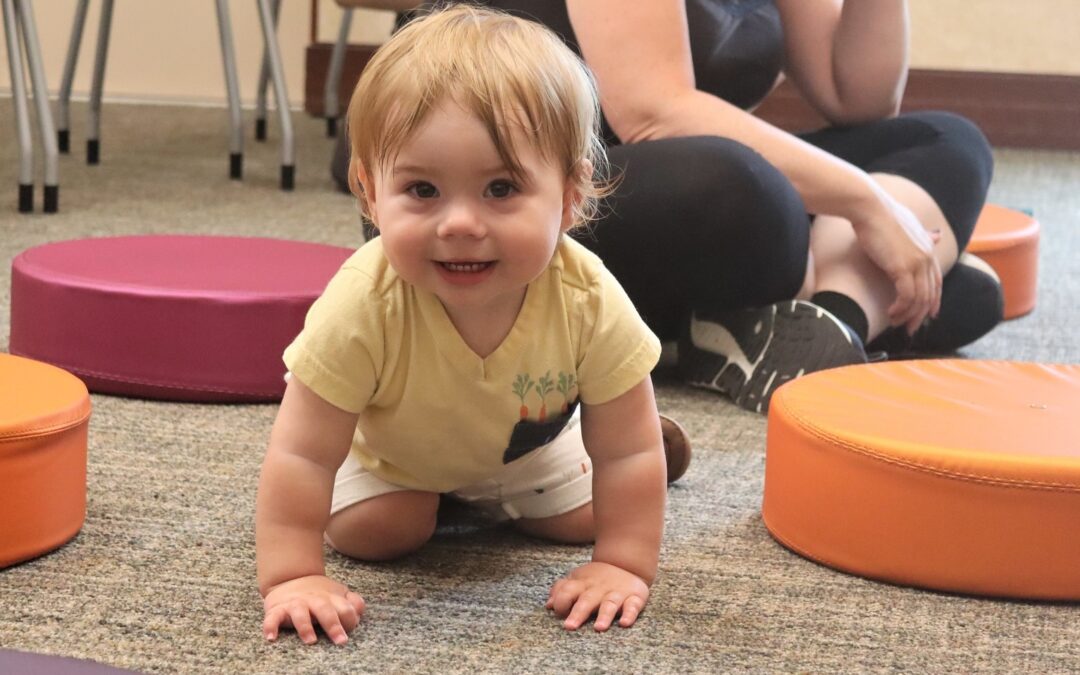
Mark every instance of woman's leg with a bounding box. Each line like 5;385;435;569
808;173;960;339
582;136;867;413
800;111;1001;350
577;135;810;341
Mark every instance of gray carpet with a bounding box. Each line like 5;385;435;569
1;100;1078;674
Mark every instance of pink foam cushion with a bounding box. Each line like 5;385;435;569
10;236;354;402
0;650;135;673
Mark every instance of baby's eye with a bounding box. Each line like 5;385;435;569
406;182;438;199
485;180;518;199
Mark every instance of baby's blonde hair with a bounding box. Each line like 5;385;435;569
346;3;612;229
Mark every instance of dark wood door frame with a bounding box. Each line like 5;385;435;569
305;40;1080;150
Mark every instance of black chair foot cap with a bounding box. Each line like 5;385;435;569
44;185;59;213
18;184;33;213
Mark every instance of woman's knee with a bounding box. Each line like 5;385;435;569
874;111;994;250
635;136;810;302
325;490;440;561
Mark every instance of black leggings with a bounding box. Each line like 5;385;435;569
576;111;994;340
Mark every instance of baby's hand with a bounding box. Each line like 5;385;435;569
262;575;366;645
546;561;650;632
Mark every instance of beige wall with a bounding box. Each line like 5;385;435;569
909;0;1079;75
1;0;1077;106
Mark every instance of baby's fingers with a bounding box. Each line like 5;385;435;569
329;594;361;636
306;599;349;645
346;591;366;616
617;595;646;628
288;605;319;645
563;592;603;631
546;580;584;616
262;606;290;642
592;594;624;632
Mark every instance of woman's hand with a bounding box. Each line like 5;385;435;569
547;561;651;631
262;575;366;645
851;185;942;335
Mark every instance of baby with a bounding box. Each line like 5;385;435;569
256;4;686;645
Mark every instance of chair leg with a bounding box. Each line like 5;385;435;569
215;0;244;179
2;0;34;212
16;0;59;212
57;0;89;154
324;7;354;138
254;0;280;142
86;0;113;166
255;0;294;191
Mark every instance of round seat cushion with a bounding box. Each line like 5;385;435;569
0;353;91;568
763;360;1080;600
10;236;353;402
0;649;135;673
967;204;1040;319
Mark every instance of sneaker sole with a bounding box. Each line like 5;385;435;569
681;300;868;414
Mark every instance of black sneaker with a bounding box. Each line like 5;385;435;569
679;300;868;414
867;253;1004;357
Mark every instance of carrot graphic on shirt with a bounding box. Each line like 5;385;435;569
512;373;536;419
536;372;555;422
557;372;577;414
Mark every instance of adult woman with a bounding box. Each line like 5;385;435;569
332;0;1001;413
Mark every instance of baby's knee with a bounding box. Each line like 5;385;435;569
325;490;439;561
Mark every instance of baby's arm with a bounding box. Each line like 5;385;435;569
256;377;364;645
547;377;667;631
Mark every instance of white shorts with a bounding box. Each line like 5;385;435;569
329;410;592;521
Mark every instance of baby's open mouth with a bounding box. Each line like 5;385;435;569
439;261;494;273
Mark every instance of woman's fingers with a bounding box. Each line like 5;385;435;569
932;258;943;318
888;272;916;325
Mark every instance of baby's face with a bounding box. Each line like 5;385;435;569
363;99;575;321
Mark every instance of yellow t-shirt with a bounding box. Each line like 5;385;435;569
283;236;660;492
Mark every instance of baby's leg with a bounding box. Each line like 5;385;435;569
515;504;595;544
325;490;440;561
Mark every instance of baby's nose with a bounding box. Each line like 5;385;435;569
437;203;486;238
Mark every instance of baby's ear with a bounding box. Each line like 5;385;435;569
560;159;593;232
350;159;375;201
577;158;594;182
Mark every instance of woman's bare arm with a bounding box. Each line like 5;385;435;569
565;0;883;223
566;0;937;329
776;0;909;124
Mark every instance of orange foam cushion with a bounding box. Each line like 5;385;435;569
763;360;1080;600
967;204;1040;319
0;354;91;568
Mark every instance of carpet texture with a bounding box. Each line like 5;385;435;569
1;100;1078;673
